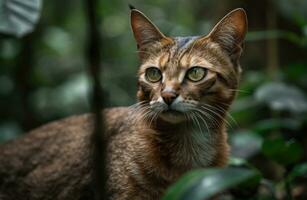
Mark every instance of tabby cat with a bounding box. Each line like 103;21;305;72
0;7;247;200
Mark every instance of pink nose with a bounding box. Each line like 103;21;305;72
161;91;178;105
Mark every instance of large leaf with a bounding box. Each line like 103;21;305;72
0;0;42;37
255;82;307;114
162;168;260;200
230;130;263;159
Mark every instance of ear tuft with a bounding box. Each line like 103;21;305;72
129;4;136;10
209;8;248;59
130;9;167;49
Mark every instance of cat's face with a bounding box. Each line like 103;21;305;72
131;8;247;124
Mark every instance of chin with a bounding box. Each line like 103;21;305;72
159;110;186;124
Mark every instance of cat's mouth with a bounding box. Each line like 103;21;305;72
162;109;182;115
159;109;186;123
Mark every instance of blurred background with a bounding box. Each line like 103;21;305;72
0;0;307;199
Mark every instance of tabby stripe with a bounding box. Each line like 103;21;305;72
201;78;217;95
217;74;230;86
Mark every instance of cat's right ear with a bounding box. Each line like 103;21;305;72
130;9;168;49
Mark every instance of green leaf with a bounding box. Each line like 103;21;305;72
253;118;302;135
284;63;307;82
0;0;42;37
228;157;250;167
288;162;307;182
255;82;307;114
228;158;262;191
230;130;263;159
262;138;304;165
162;168;260;200
275;0;307;27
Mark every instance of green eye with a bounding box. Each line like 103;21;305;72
145;67;162;83
186;67;207;82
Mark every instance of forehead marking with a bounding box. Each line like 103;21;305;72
159;37;202;83
178;70;186;83
176;37;199;56
159;52;170;69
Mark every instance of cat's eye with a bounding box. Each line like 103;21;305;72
186;67;207;82
145;67;162;83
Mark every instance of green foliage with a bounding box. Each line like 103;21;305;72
0;0;307;199
255;82;307;114
162;168;261;200
262;137;304;166
288;162;307;182
0;0;42;37
230;130;263;159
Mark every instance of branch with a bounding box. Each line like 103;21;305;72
84;0;107;199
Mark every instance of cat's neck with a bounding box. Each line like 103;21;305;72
147;117;221;168
131;112;229;183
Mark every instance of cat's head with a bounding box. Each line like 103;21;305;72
131;8;247;124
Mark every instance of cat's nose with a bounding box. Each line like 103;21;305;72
161;91;178;105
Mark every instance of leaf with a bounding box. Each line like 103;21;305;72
228;158;262;189
229;157;250;167
230;130;263;159
253;118;302;135
262;138;304;166
274;0;307;27
0;0;42;37
255;82;307;114
162;168;260;200
284;63;307;82
288;162;307;182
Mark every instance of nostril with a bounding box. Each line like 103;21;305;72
161;92;178;105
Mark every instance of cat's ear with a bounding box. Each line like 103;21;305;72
208;8;247;60
130;9;167;48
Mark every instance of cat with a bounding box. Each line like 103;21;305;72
0;7;247;200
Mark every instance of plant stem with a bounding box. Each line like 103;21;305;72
266;0;279;80
285;166;293;200
84;0;107;199
285;179;293;200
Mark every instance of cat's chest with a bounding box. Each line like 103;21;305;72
175;129;217;168
153;127;218;169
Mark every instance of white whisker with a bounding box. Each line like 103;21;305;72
201;105;232;128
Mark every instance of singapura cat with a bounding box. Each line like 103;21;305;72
0;7;247;200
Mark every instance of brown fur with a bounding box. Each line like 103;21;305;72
0;8;247;200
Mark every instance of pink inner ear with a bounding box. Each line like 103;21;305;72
226;9;248;41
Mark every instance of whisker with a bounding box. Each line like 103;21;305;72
209;104;238;127
192;112;202;134
148;109;159;127
188;107;219;129
228;89;250;94
193;111;210;135
203;104;238;128
201;105;232;128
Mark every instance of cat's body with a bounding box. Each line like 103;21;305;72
0;8;247;200
0;107;228;200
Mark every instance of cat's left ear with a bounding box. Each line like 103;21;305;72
130;9;169;49
208;8;248;61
